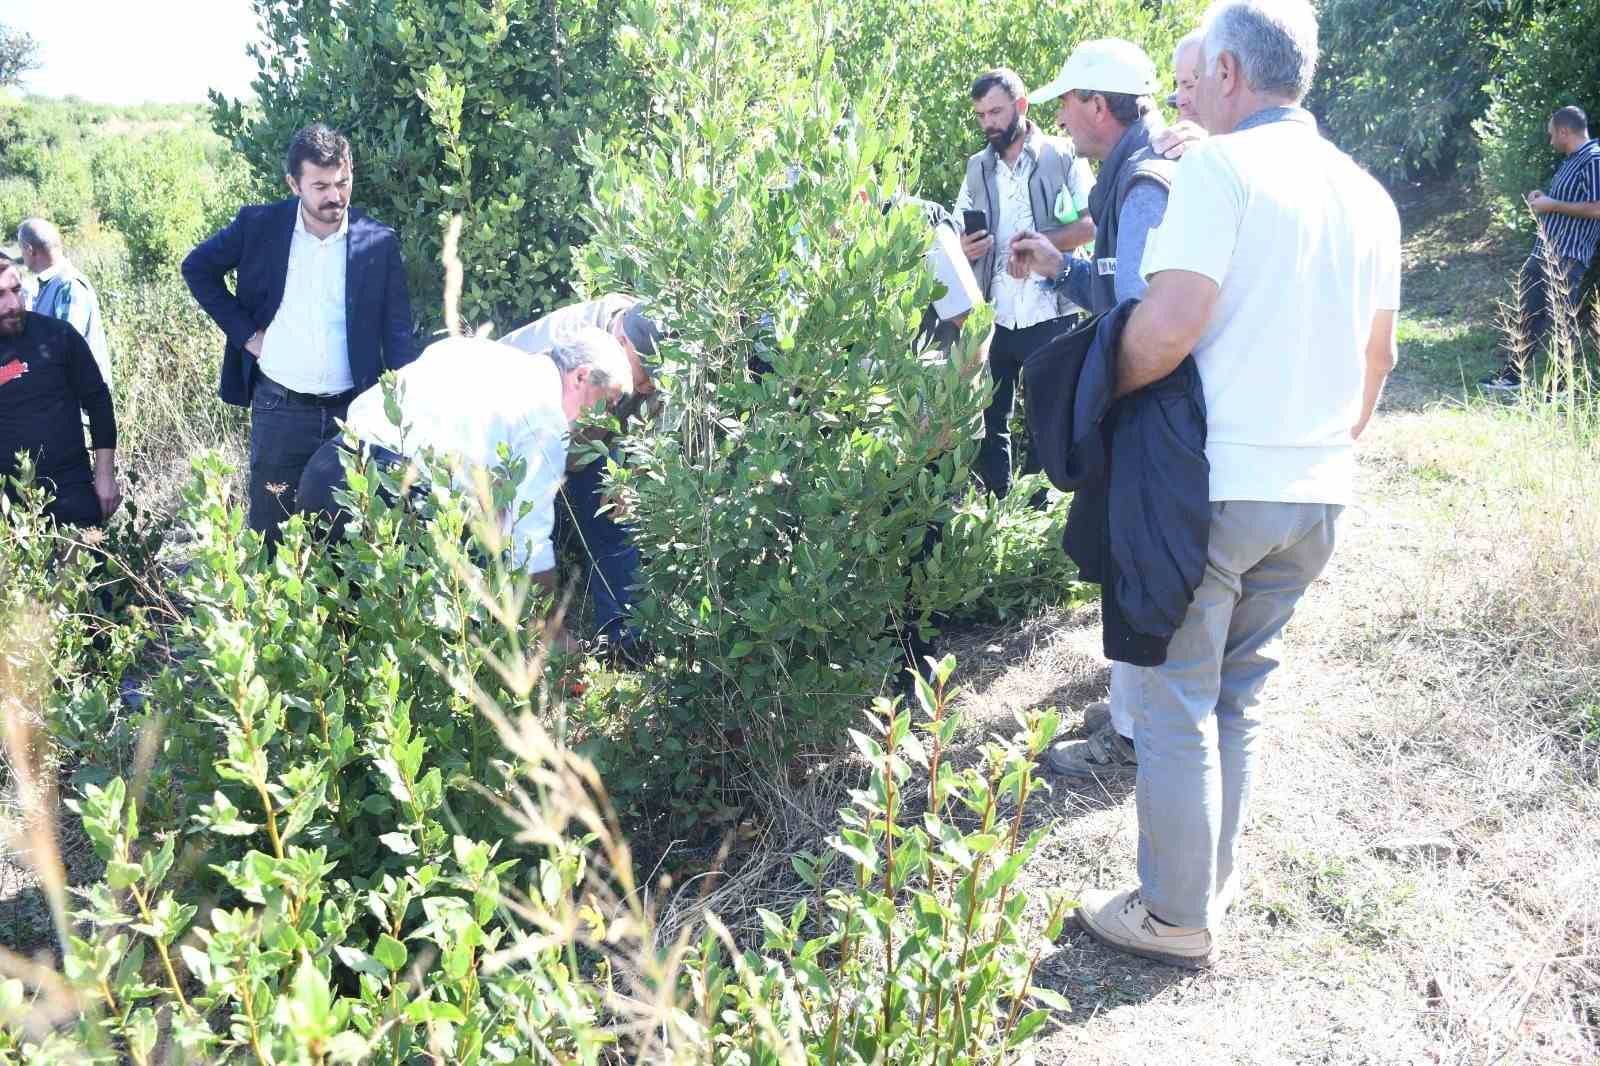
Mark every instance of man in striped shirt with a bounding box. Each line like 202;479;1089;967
1482;105;1600;390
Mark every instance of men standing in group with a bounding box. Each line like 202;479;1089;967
0;253;121;526
1480;105;1600;390
16;218;112;388
499;295;665;661
955;68;1095;499
182;123;416;543
1067;0;1401;968
1006;38;1177;781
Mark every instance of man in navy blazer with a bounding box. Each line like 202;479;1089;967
182;123;417;543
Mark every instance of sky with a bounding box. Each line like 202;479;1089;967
7;1;261;106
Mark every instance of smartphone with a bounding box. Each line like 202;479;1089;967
962;209;987;236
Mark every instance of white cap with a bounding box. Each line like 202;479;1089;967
1030;39;1160;104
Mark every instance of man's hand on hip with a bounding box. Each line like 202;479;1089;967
1008;230;1064;279
243;330;265;357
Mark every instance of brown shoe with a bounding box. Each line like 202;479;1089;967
1043;721;1138;780
1073;887;1216;969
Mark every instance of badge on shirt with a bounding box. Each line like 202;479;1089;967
0;361;28;388
1096;258;1118;277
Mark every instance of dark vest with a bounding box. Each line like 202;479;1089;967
1087;114;1177;312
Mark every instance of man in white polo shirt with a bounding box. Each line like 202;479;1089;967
1069;0;1401;969
297;327;632;650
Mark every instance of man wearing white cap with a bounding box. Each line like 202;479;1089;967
1008;38;1180;782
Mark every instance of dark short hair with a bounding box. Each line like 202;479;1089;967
972;68;1026;101
1551;105;1589;135
1071;89;1155;127
285;123;352;179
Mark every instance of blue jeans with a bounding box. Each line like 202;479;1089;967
249;376;350;545
556;454;640;642
1126;501;1341;928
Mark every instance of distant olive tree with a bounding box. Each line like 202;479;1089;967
0;22;40;89
1309;0;1532;181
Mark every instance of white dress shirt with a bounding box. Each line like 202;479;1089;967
258;207;352;394
955;146;1065;330
342;336;570;573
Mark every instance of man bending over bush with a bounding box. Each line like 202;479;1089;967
500;295;664;662
0;253;121;527
296;327;632;653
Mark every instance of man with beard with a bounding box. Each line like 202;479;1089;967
0;253;121;526
1005;38;1178;782
182;123;417;545
955;68;1095;500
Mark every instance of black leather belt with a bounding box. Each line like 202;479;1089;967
261;374;355;407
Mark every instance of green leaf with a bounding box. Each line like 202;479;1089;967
334;945;389;981
379;832;418;856
1029;985;1072;1012
373;934;407;973
105;860;144;891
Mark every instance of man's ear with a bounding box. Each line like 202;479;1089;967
1016;95;1030;120
284;173;300;197
1218;52;1241;95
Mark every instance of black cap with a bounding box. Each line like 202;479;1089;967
620;302;666;370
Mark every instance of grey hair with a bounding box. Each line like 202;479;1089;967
1201;0;1319;102
545;324;634;397
17;218;64;253
1173;29;1205;71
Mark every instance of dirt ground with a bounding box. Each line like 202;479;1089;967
941;409;1594;1063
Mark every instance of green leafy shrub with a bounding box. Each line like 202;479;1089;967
1477;0;1600;228
1308;0;1530;182
923;473;1082;627
564;0;1094;819
578;0;976;797
0;96;194;238
0;460;166;791
0;456;1071;1062
90;131;242;268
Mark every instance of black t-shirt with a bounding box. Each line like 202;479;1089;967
0;312;117;480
